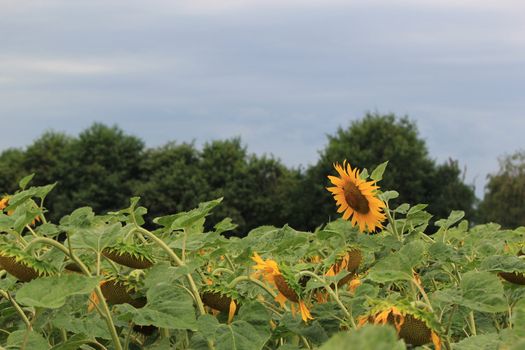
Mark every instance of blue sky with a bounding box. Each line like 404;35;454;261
1;0;524;197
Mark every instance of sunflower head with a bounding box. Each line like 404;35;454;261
201;285;240;323
251;252;281;285
102;242;155;269
357;300;441;349
327;161;386;232
0;240;56;281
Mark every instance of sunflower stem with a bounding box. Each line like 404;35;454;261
181;228;188;263
224;254;236;271
211;267;234;275
384;203;401;241
227;275;277;300
411;272;434;313
25;225;39;238
468;311;477;336
23;236;123;350
0;290;31;330
298;271;356;328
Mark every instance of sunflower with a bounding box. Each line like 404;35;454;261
0;196;8;211
327;161;386;232
251;252;313;322
357;302;441;350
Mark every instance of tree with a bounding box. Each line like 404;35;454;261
134;142;209;221
21;131;73;219
199;138;301;234
0;148;25;194
298;112;476;230
479;150;525;228
58;123;145;216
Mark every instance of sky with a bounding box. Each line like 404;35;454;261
1;0;524;198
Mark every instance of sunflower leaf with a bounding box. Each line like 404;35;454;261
319;325;406;350
370;161;388;182
16;275;102;309
459;271;507;313
7;330;49;350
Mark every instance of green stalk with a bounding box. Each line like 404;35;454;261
228;275;277;299
468;311;477;336
298;271;356;328
0;290;31;330
22;236;123;350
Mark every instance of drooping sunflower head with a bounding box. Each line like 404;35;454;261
357;301;441;349
327;160;386;232
201;285;240;323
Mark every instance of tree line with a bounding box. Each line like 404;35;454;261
0;113;521;233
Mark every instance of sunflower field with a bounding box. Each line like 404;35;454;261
0;162;524;350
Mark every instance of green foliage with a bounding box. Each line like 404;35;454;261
479;150;525;227
319;325;406;350
0;175;524;349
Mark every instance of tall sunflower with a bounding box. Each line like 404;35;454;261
327;160;386;232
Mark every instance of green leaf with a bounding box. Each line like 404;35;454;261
154;198;222;231
67;221;122;252
407;204;428;215
370;161;388;182
6;330;49;350
16;274;101;309
481;255;525;273
50;334;93;350
120;283;198;330
379;191;399;202
214;218;238;235
196;314;220;341
452;333;502;350
435;210;465;229
35;223;61;237
319;325;406;350
511;298;525;336
368;241;426;283
459;271;507;313
18;174;35;190
215;320;271;350
394;203;410;214
51;310;111;339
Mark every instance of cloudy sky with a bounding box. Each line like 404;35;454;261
1;0;524;197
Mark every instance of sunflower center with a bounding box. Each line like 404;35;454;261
343;182;370;214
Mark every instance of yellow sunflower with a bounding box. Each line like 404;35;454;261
327;160;386;232
251;252;313;322
0;195;10;212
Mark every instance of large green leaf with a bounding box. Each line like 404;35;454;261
51;310;111;340
6;330;49;350
459;271;507;313
481;255;525;273
452;333;502;350
16;274;101;309
191;302;271;350
368;241;426;283
214;321;270;350
118;282;198;330
319;325;406;350
511;298;525;337
67;221;122;252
